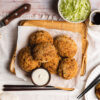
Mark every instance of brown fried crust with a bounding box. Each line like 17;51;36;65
42;55;61;74
18;47;40;72
29;30;53;47
58;58;78;80
54;35;77;58
95;83;100;99
32;43;57;63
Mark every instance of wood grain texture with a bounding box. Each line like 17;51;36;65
0;0;59;18
20;20;87;76
0;0;100;13
3;4;31;25
0;0;100;100
0;0;100;20
10;20;87;76
2;0;99;78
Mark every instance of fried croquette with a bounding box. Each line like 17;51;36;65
42;55;61;74
18;47;40;72
29;30;53;47
32;43;57;63
54;35;77;58
95;83;100;99
58;58;78;80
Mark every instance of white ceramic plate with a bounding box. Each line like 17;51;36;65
85;65;100;100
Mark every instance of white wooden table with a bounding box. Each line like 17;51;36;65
0;0;100;17
0;0;100;100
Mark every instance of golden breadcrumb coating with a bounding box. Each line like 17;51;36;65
95;83;100;99
18;47;40;72
29;30;53;47
43;55;61;74
58;58;78;80
32;43;57;63
54;35;77;58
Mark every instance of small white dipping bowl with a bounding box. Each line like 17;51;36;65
89;10;100;31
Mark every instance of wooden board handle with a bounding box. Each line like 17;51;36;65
3;4;31;25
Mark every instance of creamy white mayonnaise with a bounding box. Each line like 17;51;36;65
32;68;50;86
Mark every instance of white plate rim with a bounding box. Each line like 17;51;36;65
85;65;100;100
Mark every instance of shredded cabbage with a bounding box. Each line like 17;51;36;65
59;0;91;22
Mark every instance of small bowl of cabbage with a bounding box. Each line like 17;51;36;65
58;0;91;23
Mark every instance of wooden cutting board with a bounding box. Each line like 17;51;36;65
10;20;88;76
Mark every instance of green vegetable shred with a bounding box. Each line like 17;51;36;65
59;0;91;22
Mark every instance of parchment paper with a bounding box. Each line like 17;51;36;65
15;26;82;88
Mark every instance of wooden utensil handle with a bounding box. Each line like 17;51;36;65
3;4;31;25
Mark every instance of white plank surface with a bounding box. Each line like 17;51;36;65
0;0;100;100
